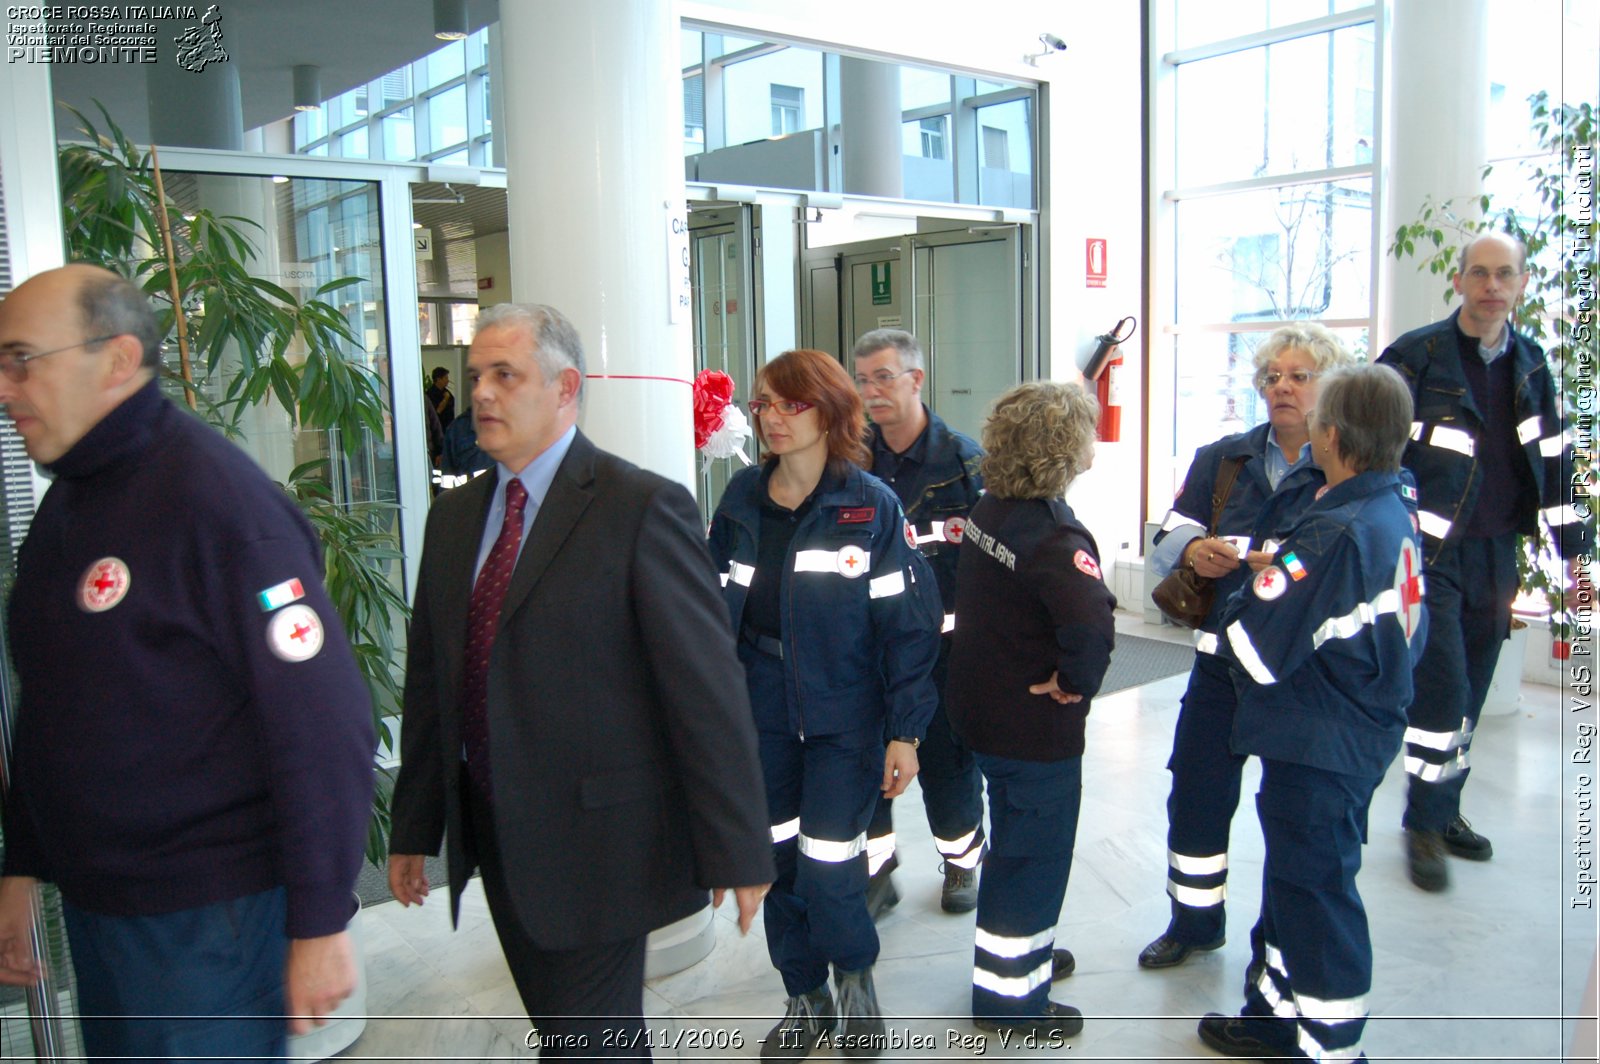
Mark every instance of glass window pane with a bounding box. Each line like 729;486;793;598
425;39;465;87
1170;326;1367;471
903;116;952;201
333;86;368;130
1175;0;1368;48
684;73;705;155
468;26;489;69
724;48;822;144
1486;0;1599;158
1175;24;1373;186
431;148;469;165
338;126;368;159
450;303;480;344
428;85;468;152
1174;178;1373;324
681;28;703;68
295;107;326;145
975;98;1032;208
710;34;763;58
377;67;411;110
381;108;415;160
482;78;492;131
900;66;950;110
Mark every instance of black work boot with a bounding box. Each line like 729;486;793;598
1442;815;1493;860
940;860;980;913
832;965;886;1058
1406;828;1449;892
761;984;835;1061
865;854;900;922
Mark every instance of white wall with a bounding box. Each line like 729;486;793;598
474;230;510;307
683;0;1147;560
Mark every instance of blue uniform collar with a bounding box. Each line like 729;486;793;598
46;376;165;480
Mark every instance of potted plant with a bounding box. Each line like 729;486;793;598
55;103;408;1054
1389;92;1595;680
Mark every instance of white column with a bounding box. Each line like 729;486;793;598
839;56;904;198
1380;0;1489;342
498;0;695;490
146;59;244;151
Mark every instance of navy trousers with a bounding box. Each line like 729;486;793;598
970;753;1081;1021
744;647;883;996
1159;651;1248;944
867;647;986;872
1403;532;1518;832
1242;759;1380;1062
64;887;289;1063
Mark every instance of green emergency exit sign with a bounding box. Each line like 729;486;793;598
871;262;892;305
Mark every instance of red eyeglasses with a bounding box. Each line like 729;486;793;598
746;398;815;417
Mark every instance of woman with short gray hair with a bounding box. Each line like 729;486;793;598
1198;362;1422;1061
1138;323;1357;972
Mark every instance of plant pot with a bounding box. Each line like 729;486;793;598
1480;620;1529;717
286;900;368;1061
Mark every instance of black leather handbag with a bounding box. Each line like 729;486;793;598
1151;457;1246;629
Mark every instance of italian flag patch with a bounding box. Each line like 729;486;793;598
257;578;306;612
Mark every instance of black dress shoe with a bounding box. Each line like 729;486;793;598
1137;931;1224;969
1196;1013;1293;1059
865;854;900;922
974;1001;1083;1039
1051;948;1074;980
1443;815;1493;861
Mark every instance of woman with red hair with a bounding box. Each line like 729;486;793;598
709;349;942;1061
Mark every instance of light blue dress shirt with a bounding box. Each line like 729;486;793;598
472;425;578;584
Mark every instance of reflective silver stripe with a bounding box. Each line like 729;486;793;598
974;926;1054;959
868;571;906;599
1168;849;1227;875
1404;751;1469;782
722;562;755;588
1544;503;1583;528
1297;1026;1363;1064
1428;425;1475;457
1264;943;1288;978
1417;509;1453;539
1517;416;1544;445
1294;991;1368;1022
1409;421;1424;441
1311;588;1400;649
1404;719;1473;752
971;958;1054;998
1167;881;1226;906
770;818;800;844
1540;434;1566;458
941;612;956;633
866;832;895;875
945;846;984;869
1194;631;1220;656
799;831;868;862
936;828;980;857
914;520;945;545
1161;510;1205;533
1255;964;1297;1019
1226;621;1277;685
794;549;845;573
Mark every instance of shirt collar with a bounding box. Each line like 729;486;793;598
1477;324;1511;363
497;424;577;510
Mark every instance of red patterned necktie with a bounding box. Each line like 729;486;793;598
462;477;529;797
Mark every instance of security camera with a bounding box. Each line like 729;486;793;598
1039;33;1067;52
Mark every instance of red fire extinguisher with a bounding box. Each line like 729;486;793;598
1084;316;1137;443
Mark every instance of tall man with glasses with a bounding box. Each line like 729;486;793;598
1378;231;1590;892
0;265;374;1060
851;330;994;920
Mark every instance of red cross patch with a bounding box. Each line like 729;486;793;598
1073;549;1102;579
904;521;917;551
1253;565;1287;601
1395;538;1423;643
79;557;131;613
837;545;868;579
267;603;325;662
943;515;967;544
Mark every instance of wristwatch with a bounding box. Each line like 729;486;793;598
891;736;921;748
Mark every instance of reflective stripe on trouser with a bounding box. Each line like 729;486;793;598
867;648;985;867
1161;653;1247;943
746;650;884;997
1242;759;1378;1063
1403;533;1517;832
971;752;1081;1020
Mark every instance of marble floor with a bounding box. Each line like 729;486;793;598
341;614;1597;1063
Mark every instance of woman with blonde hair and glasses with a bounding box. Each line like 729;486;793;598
946;381;1115;1039
1138;323;1356;973
708;349;942;1061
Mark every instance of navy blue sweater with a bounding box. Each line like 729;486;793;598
3;380;374;938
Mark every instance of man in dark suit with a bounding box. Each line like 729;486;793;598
388;303;774;1056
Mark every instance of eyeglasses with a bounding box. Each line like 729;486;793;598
1261;370;1317;388
1463;265;1524;284
0;334;120;383
747;398;815;417
853;369;913;390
